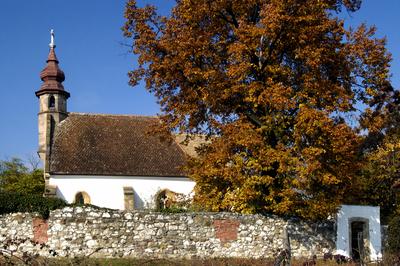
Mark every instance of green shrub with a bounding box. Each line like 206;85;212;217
157;205;188;213
0;158;45;195
0;192;67;219
387;216;400;253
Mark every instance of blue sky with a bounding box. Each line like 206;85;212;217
0;1;399;162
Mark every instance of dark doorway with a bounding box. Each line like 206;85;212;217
350;220;368;261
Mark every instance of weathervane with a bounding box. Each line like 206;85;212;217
49;29;56;49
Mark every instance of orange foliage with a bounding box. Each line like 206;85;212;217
123;0;393;219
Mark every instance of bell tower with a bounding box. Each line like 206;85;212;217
35;30;70;175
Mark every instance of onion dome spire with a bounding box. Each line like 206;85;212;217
35;30;70;98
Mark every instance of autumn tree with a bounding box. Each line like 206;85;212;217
123;0;393;219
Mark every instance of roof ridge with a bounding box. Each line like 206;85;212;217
68;112;159;119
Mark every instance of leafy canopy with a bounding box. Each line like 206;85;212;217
0;158;44;195
123;0;394;219
356;109;400;222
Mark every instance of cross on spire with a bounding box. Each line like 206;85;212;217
49;29;56;49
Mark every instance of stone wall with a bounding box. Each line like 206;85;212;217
0;207;335;259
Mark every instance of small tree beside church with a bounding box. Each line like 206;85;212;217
0;158;67;218
0;158;44;195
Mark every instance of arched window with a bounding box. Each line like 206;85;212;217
154;189;184;210
74;191;91;204
48;95;55;108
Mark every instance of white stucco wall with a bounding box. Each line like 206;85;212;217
49;175;195;210
336;205;382;261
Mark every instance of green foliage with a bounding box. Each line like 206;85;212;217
387;216;400;253
0;158;44;195
352;135;400;222
0;158;65;218
157;206;188;214
0;192;67;219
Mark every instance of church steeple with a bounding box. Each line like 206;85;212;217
36;30;70;185
35;30;70;98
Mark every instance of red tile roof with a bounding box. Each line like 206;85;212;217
49;113;188;177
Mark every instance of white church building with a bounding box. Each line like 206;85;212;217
35;32;196;210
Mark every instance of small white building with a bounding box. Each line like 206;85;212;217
35;36;195;210
336;205;382;262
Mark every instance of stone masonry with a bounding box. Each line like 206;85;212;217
0;207;335;259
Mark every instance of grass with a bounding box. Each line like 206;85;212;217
18;257;381;266
3;255;400;265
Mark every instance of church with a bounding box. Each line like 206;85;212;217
34;32;385;261
35;32;196;210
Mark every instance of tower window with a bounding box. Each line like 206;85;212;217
49;95;55;108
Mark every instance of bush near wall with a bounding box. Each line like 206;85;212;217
0;192;67;218
387;216;400;253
